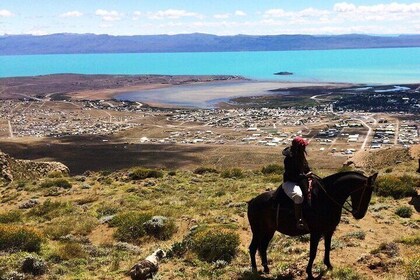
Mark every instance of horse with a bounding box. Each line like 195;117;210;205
247;171;378;279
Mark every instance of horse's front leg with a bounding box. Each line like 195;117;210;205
306;233;321;279
323;231;334;270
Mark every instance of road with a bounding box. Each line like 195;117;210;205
8;120;13;138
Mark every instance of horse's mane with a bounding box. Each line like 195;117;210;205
321;171;367;187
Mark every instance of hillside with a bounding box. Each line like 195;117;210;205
1;33;420;55
0;151;418;279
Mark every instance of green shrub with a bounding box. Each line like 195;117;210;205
194;167;219;175
0;225;43;252
337;165;353;173
96;204;119;217
40;178;72;189
0;210;22;224
344;230;366;240
57;242;87;260
371;242;399;257
261;164;284;175
397;234;420;245
45;216;98;240
406;256;420;280
167;241;189;258
191;229;240;263
48;171;64;178
27;199;72;220
111;212;152;243
221;168;244;179
331;266;366;280
143;217;177;240
128;168;163;180
375;175;418;198
395;206;413;218
384;167;393;173
168;170;177;176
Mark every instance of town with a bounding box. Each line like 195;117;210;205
0;98;418;159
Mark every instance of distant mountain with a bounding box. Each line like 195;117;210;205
1;33;419;55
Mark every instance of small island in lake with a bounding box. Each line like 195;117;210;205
274;71;293;75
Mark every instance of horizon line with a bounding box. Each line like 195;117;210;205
1;32;420;37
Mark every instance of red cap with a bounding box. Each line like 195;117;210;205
292;136;309;147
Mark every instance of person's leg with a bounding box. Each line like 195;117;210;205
283;182;306;229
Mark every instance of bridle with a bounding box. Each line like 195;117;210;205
310;173;370;215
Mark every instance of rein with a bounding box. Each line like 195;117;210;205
310;173;368;215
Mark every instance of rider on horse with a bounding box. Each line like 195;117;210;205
282;136;311;230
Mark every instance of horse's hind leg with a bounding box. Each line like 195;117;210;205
249;235;258;272
259;230;275;274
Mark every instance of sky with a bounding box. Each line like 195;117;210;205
0;1;419;36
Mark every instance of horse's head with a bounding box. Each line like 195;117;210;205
351;173;378;219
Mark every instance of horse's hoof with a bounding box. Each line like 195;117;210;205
251;267;257;273
326;265;333;271
263;266;270;274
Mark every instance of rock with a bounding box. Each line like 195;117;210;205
0;150;69;182
19;199;39;209
99;215;115;224
81;183;91;189
115;242;141;253
21;254;47;276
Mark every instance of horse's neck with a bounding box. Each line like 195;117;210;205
323;174;366;204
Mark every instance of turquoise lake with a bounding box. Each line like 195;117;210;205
1;47;419;84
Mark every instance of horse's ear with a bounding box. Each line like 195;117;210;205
368;173;378;185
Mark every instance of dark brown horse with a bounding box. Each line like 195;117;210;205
247;171;378;279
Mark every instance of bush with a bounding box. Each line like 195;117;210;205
48;171;63;178
384;167;393;173
27;199;72;220
375;175;418;199
261;164;284;175
331;266;366;280
0;210;22;224
167;241;189;258
397;234;420;245
110;212;152;243
406;256;420;280
191;229;240;263
221;168;244;179
44;215;98;240
96;204;118;217
40;178;72;189
371;242;399;257
337;165;353;173
395;206;413;218
57;242;87;260
0;225;43;252
143;216;177;240
128;168;163;180
194;167;219;175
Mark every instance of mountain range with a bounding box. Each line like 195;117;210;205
1;33;419;55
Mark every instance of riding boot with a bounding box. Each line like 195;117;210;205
294;203;307;230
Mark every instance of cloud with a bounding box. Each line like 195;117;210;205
263;9;287;18
235;10;247;16
132;11;142;20
149;9;202;20
334;2;420;14
59;11;83;18
95;9;123;22
0;10;14;17
214;13;230;19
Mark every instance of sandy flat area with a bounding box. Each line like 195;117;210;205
114;80;353;108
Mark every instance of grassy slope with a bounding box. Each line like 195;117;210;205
0;159;419;279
